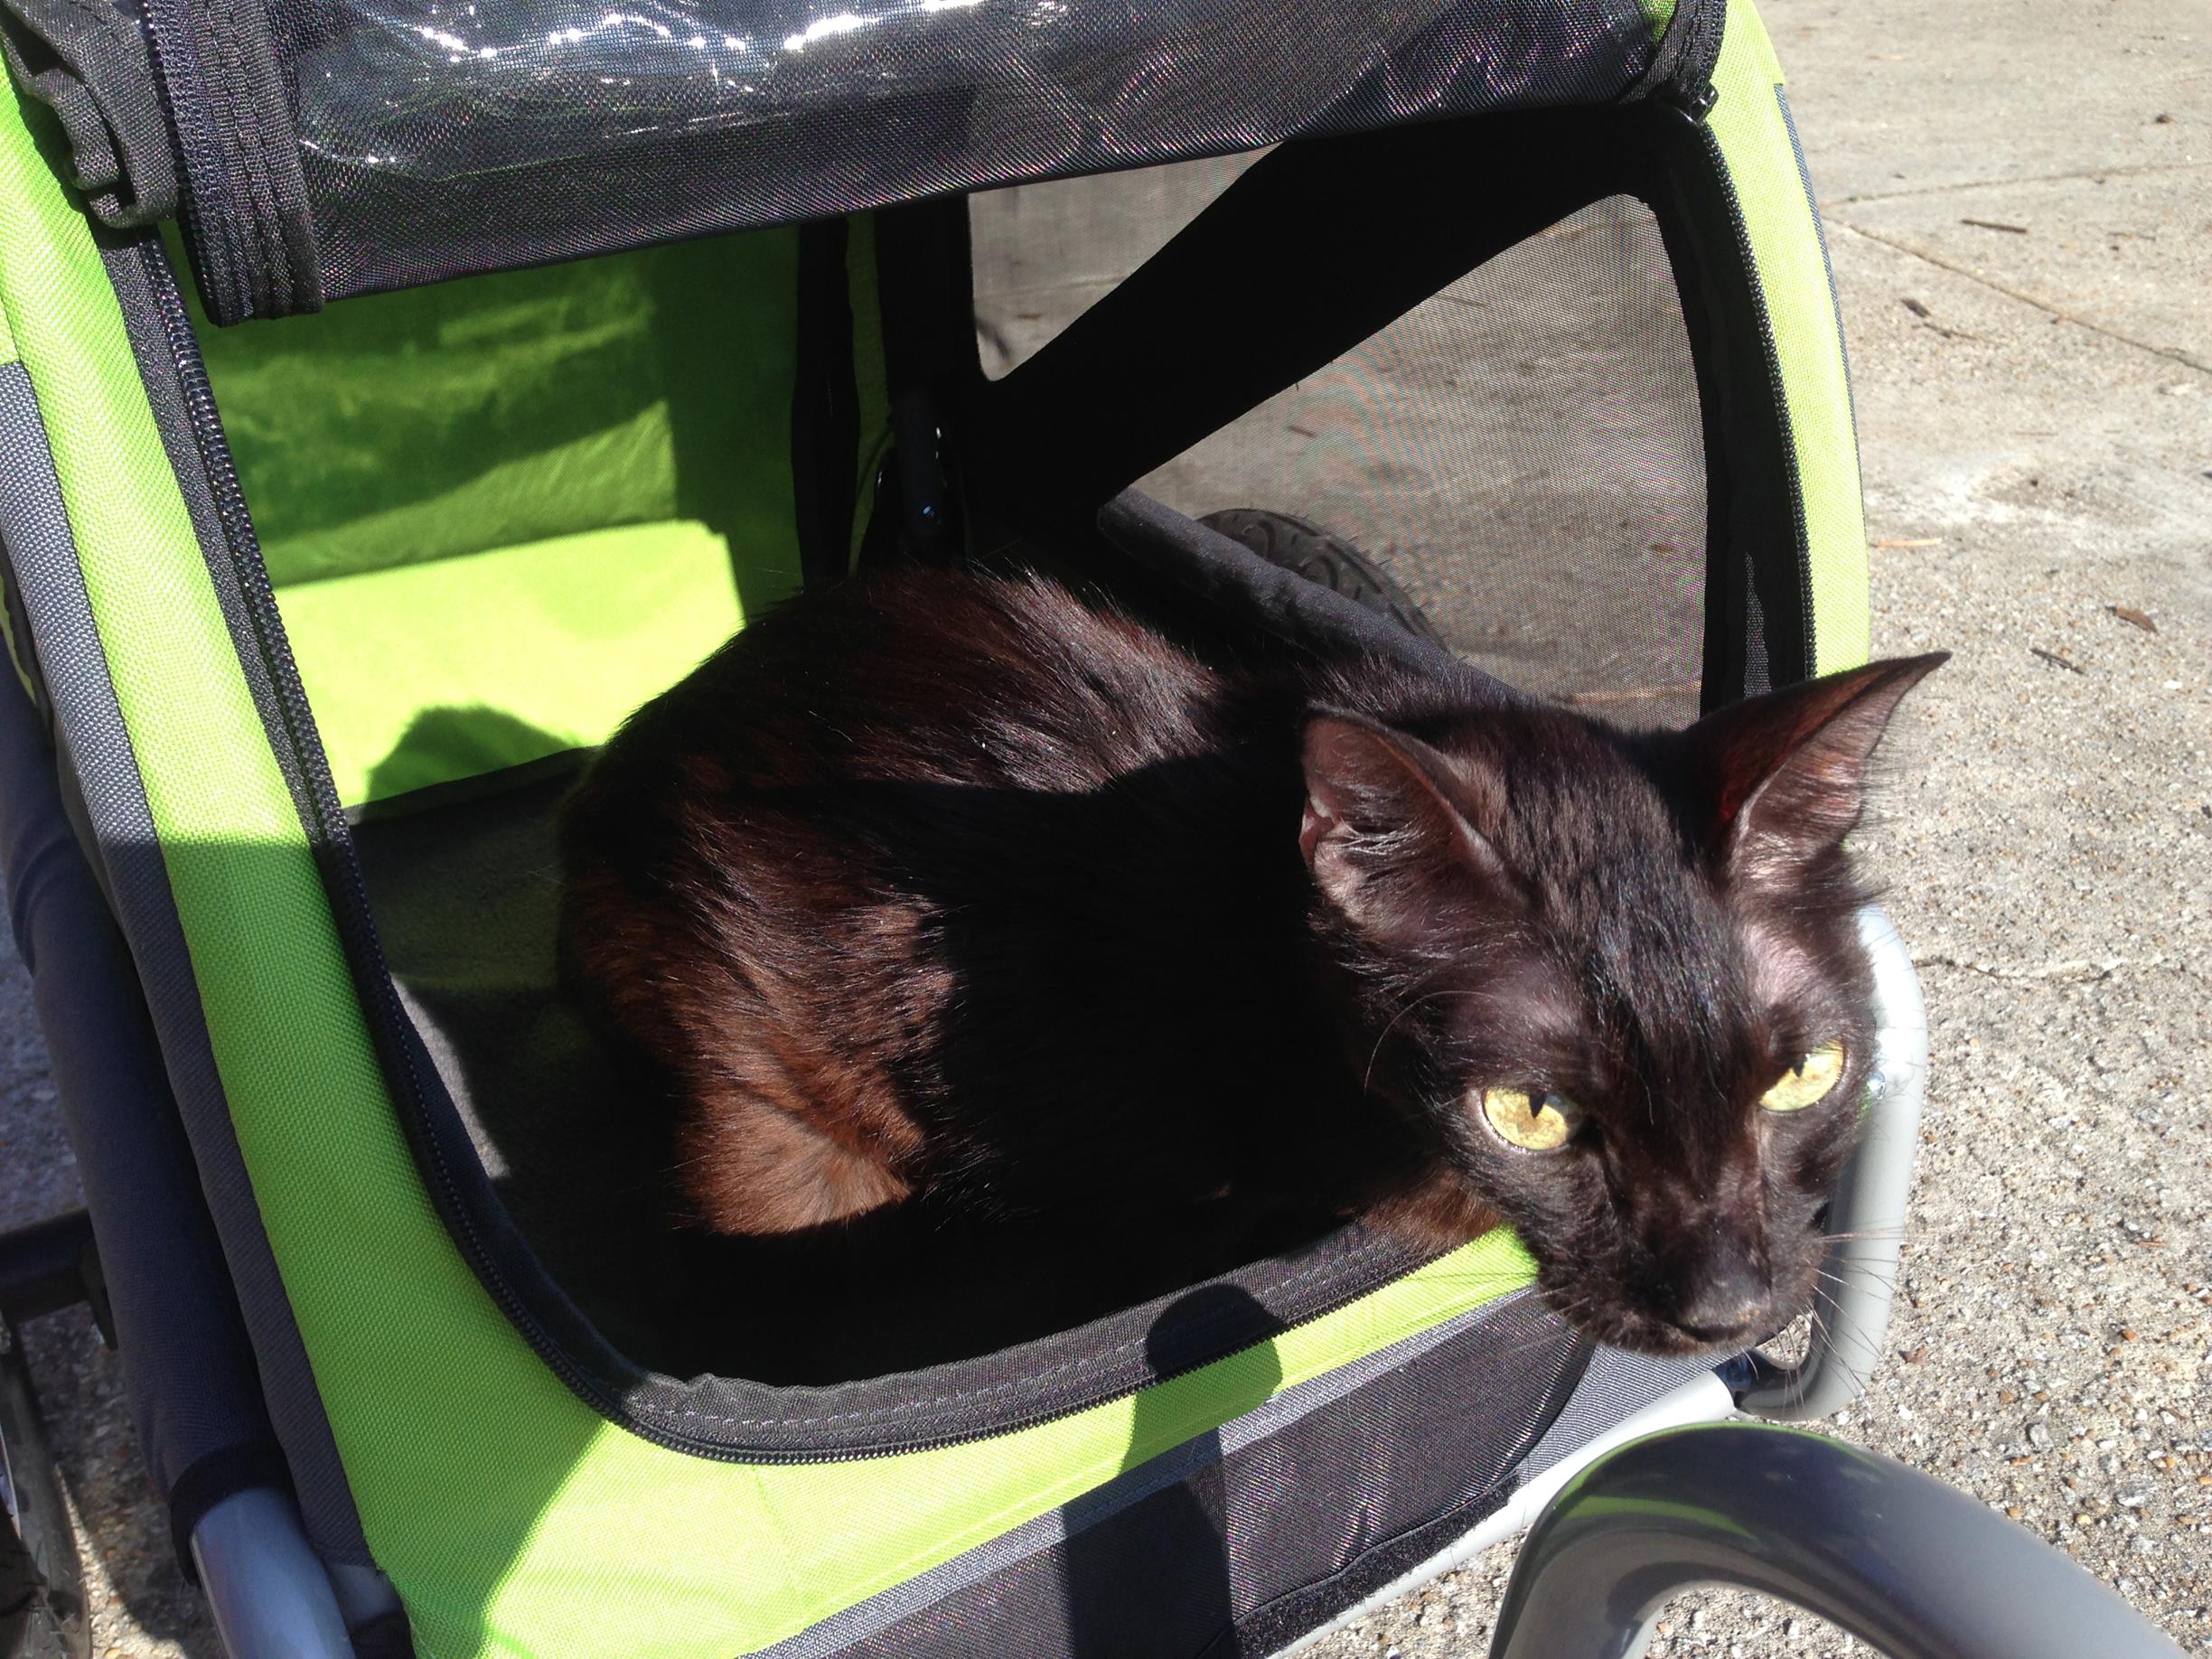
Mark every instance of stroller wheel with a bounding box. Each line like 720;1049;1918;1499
0;1319;89;1659
1199;508;1444;647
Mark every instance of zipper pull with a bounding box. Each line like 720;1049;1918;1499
1660;77;1720;126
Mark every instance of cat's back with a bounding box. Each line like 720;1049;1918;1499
556;570;1267;1236
599;570;1227;805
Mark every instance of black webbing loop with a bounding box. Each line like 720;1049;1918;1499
0;0;176;227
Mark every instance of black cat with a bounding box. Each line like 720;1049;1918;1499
559;568;1941;1372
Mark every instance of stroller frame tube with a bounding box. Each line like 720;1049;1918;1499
191;1487;355;1659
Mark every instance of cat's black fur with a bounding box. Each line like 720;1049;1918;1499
558;568;1941;1376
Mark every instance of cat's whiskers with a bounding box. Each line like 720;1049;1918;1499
1796;1301;1882;1397
1811;1253;1903;1279
1810;1268;1898;1297
1359;968;1460;1097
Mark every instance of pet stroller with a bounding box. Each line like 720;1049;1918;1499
0;0;2179;1653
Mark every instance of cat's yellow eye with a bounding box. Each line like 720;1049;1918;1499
1761;1041;1846;1112
1481;1088;1581;1152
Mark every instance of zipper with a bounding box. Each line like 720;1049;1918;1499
123;232;1476;1466
135;237;660;1442
755;1248;1472;1465
1664;76;1721;126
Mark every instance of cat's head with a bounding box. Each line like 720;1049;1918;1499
1298;655;1945;1355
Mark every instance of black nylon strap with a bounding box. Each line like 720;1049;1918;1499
792;219;861;588
140;0;320;319
961;108;1626;520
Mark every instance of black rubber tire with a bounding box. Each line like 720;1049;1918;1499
0;1319;90;1659
1198;508;1444;647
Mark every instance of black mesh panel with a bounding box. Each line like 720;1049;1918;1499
974;173;1709;724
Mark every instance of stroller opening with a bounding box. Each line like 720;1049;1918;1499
172;97;1830;1397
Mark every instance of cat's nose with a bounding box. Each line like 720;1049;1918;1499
1672;1256;1772;1342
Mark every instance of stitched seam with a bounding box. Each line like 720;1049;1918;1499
202;0;282;311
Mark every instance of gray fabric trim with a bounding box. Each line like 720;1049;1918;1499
1517;1343;1716;1484
755;1292;1533;1659
0;358;373;1569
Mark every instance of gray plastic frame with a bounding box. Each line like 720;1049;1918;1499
1487;1421;2183;1658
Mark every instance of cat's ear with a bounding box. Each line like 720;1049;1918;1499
1300;711;1514;931
1691;653;1947;882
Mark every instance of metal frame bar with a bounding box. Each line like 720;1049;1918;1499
1486;1422;2183;1658
187;1489;357;1658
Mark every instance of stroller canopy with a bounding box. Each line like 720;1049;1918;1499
13;0;1714;317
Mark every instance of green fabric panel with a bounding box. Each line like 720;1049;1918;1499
275;520;787;804
173;224;805;804
1640;0;1678;35
183;229;801;591
1706;0;1871;673
4;84;1539;1658
3;80;548;1651
455;1236;1537;1656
